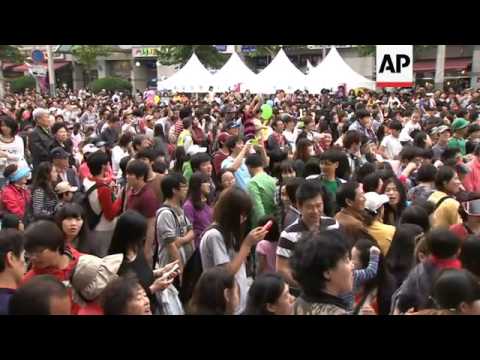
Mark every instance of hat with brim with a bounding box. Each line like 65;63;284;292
364;192;390;214
71;254;123;303
55;181;78;194
451;118;469;132
82;144;100;154
50;147;71;160
187;144;207;156
431;125;451;135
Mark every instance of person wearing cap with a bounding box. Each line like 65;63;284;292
224;119;241;137
1;164;31;223
431;125;451;161
50;147;81;191
29;108;54;173
363;192;396;255
69;253;124;315
54;181;78;209
78;144;114;184
450;199;480;242
448;118;469;155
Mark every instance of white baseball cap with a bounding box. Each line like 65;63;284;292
364;192;390;214
82;143;100;154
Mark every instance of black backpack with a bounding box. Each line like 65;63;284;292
178;224;225;305
79;183;108;230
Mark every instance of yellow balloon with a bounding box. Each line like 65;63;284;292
154;95;160;104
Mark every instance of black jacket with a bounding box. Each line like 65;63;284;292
29;126;54;168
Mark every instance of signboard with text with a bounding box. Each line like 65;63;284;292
132;48;160;58
376;45;413;88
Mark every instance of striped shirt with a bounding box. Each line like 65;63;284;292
276;216;339;259
32;187;58;218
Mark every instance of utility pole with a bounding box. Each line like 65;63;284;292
46;45;56;96
434;45;446;90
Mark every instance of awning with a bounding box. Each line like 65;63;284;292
11;61;71;73
413;57;472;72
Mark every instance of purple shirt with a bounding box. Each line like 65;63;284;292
183;199;213;248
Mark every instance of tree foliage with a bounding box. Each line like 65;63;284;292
157;45;229;69
0;45;24;62
72;45;113;83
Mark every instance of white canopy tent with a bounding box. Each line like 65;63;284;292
157;53;214;93
305;47;375;92
249;48;307;94
211;52;257;92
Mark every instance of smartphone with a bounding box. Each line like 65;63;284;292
163;263;180;279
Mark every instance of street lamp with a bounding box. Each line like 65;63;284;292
135;61;141;67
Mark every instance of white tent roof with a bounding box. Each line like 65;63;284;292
157;53;214;93
305;47;375;92
211;52;257;92
249;48;306;94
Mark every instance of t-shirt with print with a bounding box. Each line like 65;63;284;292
380;135;402;159
155;206;193;268
199;227;248;314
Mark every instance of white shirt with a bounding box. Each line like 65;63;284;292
400;120;421;139
380;135;403;160
0;136;27;175
121;123;137;135
111;146;129;179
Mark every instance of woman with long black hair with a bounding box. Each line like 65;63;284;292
31;161;59;220
199;187;268;314
108;210;179;315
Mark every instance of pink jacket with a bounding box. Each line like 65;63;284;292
463;158;480;193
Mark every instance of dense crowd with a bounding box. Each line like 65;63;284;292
1;84;480;315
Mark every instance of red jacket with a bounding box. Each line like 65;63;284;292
22;246;81;314
1;184;31;219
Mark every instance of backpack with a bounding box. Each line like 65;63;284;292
178;224;224;305
152;206;180;269
78;183;108;230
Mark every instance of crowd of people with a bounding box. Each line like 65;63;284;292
1;84;480;315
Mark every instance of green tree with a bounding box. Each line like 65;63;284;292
157;45;229;69
0;45;24;98
72;45;113;85
357;45;435;57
